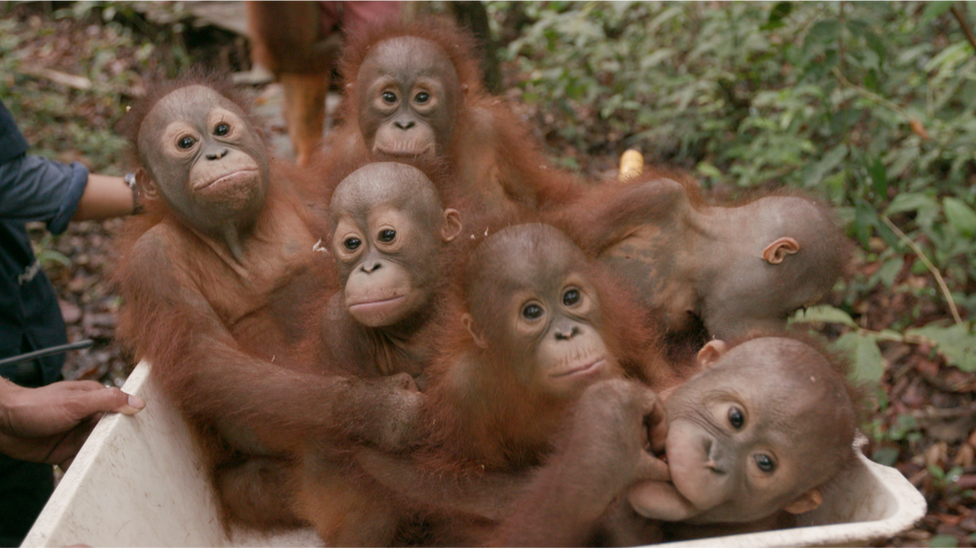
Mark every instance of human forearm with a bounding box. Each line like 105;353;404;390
71;173;135;220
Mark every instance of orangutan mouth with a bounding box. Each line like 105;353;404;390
197;168;258;191
551;357;607;378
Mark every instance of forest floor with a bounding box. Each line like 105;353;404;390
1;3;974;548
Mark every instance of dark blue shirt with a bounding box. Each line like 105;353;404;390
0;98;88;385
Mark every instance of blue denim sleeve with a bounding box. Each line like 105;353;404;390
0;155;89;234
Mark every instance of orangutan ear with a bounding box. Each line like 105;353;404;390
441;209;463;242
136;168;159;200
462;313;488;349
783;488;823;515
696;340;729;369
762;237;800;265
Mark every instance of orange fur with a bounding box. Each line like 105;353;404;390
319;18;586;217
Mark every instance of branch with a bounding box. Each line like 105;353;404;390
830;67;907;118
17;66;91;91
951;4;976;54
880;215;963;325
16;65;144;97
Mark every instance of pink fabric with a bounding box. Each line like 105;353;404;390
319;2;402;35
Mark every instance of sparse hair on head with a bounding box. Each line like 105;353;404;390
729;329;867;423
464;224;587;333
118;67;256;162
339;17;484;117
329;162;446;233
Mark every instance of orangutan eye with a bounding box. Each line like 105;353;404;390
755;454;775;472
344;237;362;251
521;303;543;320
378;229;396;242
562;288;580;306
728;406;744;429
214;123;230;136
178;136;196;149
415;91;430;104
382;91;397;104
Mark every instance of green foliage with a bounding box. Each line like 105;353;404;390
790;305;885;383
907;322;976;372
792;304;976;378
887;414;920;442
832;331;886;383
870;446;900;466
31;233;71;270
498;0;976;384
930;534;960;548
0;3;191;174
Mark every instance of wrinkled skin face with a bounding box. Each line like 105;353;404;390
356;37;459;158
330;163;461;328
647;338;851;523
469;225;619;399
137;85;270;233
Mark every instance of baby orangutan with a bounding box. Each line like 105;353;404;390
627;337;858;533
299;223;671;546
552;176;852;356
492;336;859;546
318;19;586;218
317;161;463;378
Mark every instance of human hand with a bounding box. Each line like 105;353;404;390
0;378;145;468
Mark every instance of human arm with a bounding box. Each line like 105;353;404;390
0;158;135;232
71;173;135;221
0;376;145;468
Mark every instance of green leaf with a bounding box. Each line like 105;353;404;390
868;157;887;197
832;332;885;383
803;143;847;187
639;49;674;70
871;447;900;466
942;197;976;238
928;534;959;548
853;197;877;246
806;19;840;45
920;1;955;26
874;257;904;288
35;249;71;268
886;193;938;215
789;305;858;328
761;2;793;31
906;322;976;372
696;161;723;180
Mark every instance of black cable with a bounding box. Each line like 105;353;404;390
0;340;95;368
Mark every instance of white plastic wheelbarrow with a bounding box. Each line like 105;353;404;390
21;362;926;547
